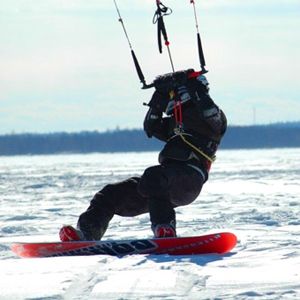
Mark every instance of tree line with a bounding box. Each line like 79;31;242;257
0;124;300;156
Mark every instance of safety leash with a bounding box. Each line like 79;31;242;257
179;133;216;163
152;1;175;72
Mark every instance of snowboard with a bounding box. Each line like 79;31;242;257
11;232;237;258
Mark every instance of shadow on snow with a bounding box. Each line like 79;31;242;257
146;251;237;267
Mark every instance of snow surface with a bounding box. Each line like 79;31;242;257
0;149;299;299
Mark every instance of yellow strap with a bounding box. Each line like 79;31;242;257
168;88;215;163
178;133;216;163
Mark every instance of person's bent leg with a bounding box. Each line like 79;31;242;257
77;177;148;240
138;163;204;237
138;165;176;237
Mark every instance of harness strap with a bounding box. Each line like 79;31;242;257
179;133;216;163
174;100;183;128
169;79;216;164
171;90;215;163
187;163;206;181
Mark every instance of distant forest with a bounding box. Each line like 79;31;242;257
0;122;300;156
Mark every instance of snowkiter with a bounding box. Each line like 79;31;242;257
59;69;227;241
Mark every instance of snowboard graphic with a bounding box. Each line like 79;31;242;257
11;232;237;258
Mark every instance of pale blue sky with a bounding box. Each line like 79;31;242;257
1;0;299;134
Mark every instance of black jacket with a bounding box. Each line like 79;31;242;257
144;70;227;173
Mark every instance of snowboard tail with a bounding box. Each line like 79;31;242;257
11;232;237;258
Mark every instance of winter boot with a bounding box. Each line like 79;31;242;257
59;225;85;242
152;223;177;238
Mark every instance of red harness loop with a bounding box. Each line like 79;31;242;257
188;70;201;79
174;99;183;129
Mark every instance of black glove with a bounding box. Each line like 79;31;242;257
144;91;170;138
188;75;214;110
147;90;168;113
143;107;162;138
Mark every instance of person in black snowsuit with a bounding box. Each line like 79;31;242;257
60;69;227;241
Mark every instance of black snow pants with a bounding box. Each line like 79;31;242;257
77;161;205;240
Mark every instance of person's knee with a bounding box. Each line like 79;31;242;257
138;166;168;198
100;183;116;195
97;178;139;202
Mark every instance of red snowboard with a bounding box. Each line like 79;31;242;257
11;232;237;258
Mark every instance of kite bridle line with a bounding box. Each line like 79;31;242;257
113;0;150;89
113;0;208;89
190;0;207;73
113;1;214;163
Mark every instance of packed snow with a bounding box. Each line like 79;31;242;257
0;149;299;299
